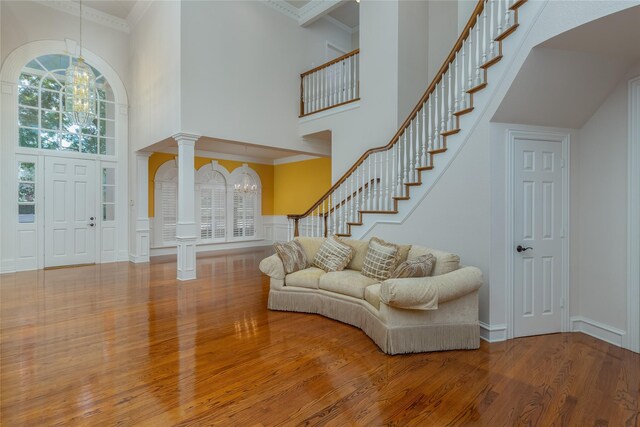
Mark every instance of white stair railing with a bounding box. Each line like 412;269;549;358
290;0;523;239
300;49;360;117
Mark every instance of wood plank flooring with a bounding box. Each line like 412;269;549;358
1;247;638;426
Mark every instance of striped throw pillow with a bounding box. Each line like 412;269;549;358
361;237;401;281
313;236;353;272
274;240;309;274
390;253;435;278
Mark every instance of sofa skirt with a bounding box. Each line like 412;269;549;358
268;288;480;355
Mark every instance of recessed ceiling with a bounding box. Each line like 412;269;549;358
328;1;359;29
146;136;329;163
83;0;137;20
285;0;311;8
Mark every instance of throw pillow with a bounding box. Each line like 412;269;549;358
313;236;354;272
274;240;309;274
361;237;401;281
390;253;435;279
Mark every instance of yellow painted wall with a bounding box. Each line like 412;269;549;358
148;153;331;217
273;157;332;215
148;152;274;216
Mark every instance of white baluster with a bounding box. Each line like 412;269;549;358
434;83;440;151
421;105;428;167
497;0;504;35
460;42;467;111
355;168;360;220
454;56;460;114
481;6;488;65
505;0;512;29
396;141;403;196
402;132;408;188
367;155;373;210
440;80;446;134
385;149;390;210
448;66;455;130
427;96;434;166
475;21;482;86
489;0;496;59
409;122;415;183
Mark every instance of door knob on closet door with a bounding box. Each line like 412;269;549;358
516;245;533;253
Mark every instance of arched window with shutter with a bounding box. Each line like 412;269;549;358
196;161;229;243
230;164;262;240
153;159;178;247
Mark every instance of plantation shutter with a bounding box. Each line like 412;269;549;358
214;186;226;238
233;190;243;237
200;187;213;240
161;183;177;243
245;194;255;237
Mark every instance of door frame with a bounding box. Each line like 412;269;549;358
627;76;640;353
505;129;571;339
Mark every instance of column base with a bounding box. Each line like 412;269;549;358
176;236;197;281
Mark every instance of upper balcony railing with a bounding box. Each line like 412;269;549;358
300;49;360;117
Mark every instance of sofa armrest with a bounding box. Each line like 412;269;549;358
380;266;483;310
259;254;285;280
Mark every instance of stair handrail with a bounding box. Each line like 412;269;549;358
300;48;360;78
289;0;487;221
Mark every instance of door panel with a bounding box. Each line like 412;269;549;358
513;139;563;337
44;157;96;267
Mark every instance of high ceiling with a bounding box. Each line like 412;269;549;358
84;0;137;20
285;0;359;31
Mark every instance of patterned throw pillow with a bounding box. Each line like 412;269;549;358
274;240;309;274
390;253;435;279
361;237;401;281
313;236;354;272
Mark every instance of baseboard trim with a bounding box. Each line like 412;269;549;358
480;322;508;342
150;240;273;257
570;316;626;347
129;254;150;264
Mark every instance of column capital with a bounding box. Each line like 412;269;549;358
135;151;153;158
172;132;201;146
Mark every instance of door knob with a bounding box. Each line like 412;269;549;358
516;245;532;253
88;223;95;227
90;217;95;220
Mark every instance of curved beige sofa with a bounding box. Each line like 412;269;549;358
259;237;483;355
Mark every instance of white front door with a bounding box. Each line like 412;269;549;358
44;157;97;267
513;138;564;337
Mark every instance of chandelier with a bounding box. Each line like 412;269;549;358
235;173;258;195
65;0;96;128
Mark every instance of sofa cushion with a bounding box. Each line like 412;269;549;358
285;267;325;289
361;237;401;281
364;283;381;310
313;236;353;272
274;240;308;274
295;237;325;262
391;254;435;278
343;238;370;271
319;270;377;299
409;246;460;276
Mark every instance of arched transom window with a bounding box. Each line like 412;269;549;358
17;54;116;155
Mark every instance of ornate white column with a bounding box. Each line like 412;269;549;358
174;133;200;281
132;151;152;263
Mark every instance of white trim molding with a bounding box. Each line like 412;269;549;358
571;316;626;348
34;1;130;33
626;76;640;353
505;129;571;339
480;322;508;343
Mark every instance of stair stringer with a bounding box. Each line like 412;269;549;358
349;0;548;241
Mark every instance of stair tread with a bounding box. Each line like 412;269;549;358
496;23;519;41
416;166;433;171
481;54;502;69
441;128;460;136
467;82;487;94
404;182;421;187
429;148;447;154
454;107;474;116
360;210;398;214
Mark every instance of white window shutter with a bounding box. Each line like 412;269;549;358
161;183;177;243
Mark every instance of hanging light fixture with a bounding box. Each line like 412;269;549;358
65;0;96;129
235;172;258;195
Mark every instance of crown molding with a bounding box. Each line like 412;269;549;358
263;0;300;21
35;0;130;33
273;154;322;165
262;0;358;33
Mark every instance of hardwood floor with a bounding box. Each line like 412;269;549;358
1;248;638;426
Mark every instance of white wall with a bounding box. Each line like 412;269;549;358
571;63;640;331
179;0;351;156
427;1;459;82
128;1;181;151
1;1;129;87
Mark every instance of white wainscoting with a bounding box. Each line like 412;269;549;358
263;216;290;243
570;316;626;347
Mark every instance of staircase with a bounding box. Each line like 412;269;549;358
288;0;528;239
